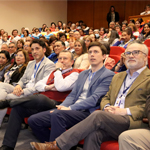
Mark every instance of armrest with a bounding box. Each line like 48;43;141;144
143;118;148;123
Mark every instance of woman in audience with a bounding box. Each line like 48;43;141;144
79;29;85;40
0;51;11;81
66;37;75;53
17;39;24;50
89;28;94;35
128;23;139;37
135;20;143;33
107;6;119;27
65;27;71;33
32;28;42;39
49;35;57;52
90;34;96;42
99;27;107;41
57;21;63;30
113;27;134;49
115;25;122;36
0;29;5;39
44;28;53;40
121;23;128;31
105;29;120;46
73;39;90;69
138;23;150;42
0;49;29;127
50;22;56;32
84;35;92;49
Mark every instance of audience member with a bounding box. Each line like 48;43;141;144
16;39;24;50
79;29;85;40
44;28;53;40
138;23;150;42
26;36;32;43
28;42;115;150
113;27;134;49
23;41;34;60
48;41;65;63
107;6;119;27
73;39;90;69
128;23;139;37
9;29;21;42
73;31;81;40
71;23;76;32
121;23;128;31
49;36;57;52
90;34;96;42
84;35;92;49
38;41;150;150
32;28;42;39
39;24;47;32
0;49;29;127
0;50;11;81
66;37;75;53
88;28;94;35
82;23;89;35
140;4;150;15
59;33;69;47
0;32;10;49
135;19;143;34
57;21;63;30
0;29;5;38
50;22;56;32
1;44;9;52
8;42;17;62
115;25;122;36
109;21;115;29
99;27;107;41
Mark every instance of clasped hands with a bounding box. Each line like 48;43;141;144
13;85;24;96
50;105;70;113
104;106;127;115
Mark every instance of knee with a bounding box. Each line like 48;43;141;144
50;109;63;120
28;114;38;127
119;131;128;144
90;110;105;119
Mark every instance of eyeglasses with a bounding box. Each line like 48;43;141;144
8;46;14;49
124;50;147;57
14;54;24;57
24;45;29;47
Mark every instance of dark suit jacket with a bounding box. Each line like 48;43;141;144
101;68;150;129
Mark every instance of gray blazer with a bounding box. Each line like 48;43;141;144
17;56;55;95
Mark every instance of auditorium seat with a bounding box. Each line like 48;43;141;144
144;39;150;47
109;46;125;56
109;55;121;65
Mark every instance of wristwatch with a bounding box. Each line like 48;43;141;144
56;68;62;71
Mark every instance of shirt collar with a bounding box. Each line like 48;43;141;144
126;66;146;77
62;67;72;74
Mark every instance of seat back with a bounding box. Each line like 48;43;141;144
144;39;150;47
109;46;125;56
109;55;121;65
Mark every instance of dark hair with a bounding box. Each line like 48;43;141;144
58;21;63;27
108;30;120;45
65;27;71;33
115;25;121;30
100;27;106;34
35;28;39;32
137;18;143;24
56;40;65;47
17;39;24;49
109;6;115;13
122;27;134;39
51;22;56;27
0;50;11;71
12;29;18;35
6;49;29;73
143;23;150;37
75;39;87;54
100;41;110;54
39;36;46;40
49;35;58;45
122;23;128;27
59;33;67;40
129;19;135;24
88;42;107;55
24;30;29;36
82;23;87;28
30;39;46;48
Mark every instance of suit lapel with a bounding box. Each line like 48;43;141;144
126;68;149;97
34;57;45;78
114;72;127;99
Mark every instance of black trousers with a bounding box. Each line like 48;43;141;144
2;94;61;148
56;110;130;150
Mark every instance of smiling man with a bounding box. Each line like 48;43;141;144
29;42;114;150
37;40;150;150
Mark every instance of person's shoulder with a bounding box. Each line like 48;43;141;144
102;67;115;77
44;56;55;65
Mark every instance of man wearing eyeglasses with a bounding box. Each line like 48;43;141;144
37;41;150;150
8;42;17;62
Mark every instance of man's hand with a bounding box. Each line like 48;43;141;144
56;62;63;69
56;105;70;110
45;84;55;91
105;106;127;115
13;85;23;96
10;35;14;40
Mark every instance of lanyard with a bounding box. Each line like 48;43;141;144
34;57;44;78
119;76;136;99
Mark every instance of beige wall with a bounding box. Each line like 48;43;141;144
0;0;67;35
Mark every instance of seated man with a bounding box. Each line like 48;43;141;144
119;95;150;150
48;41;65;64
8;42;17;62
33;40;150;150
0;50;80;150
140;4;150;15
1;44;9;51
0;33;10;50
9;29;21;42
0;39;55;107
28;42;115;149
